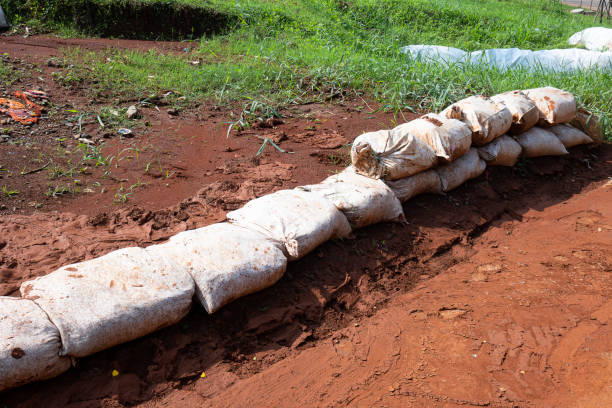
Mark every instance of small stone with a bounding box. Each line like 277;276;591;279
126;105;139;119
167;108;179;116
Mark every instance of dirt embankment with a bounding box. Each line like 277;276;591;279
1;34;611;408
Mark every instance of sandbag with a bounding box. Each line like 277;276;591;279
396;113;472;162
523;87;576;125
477;135;523;167
570;108;605;145
490;91;539;134
441;95;512;146
226;189;352;261
549;124;593;148
350;128;438;180
162;223;287;314
20;247;195;358
0;297;71;392
515;127;569;158
299;166;404;228
385;169;442;202
568;27;612;52
436;148;486;192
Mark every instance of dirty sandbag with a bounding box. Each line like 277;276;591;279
477;135;523;166
20;247;195;358
515;127;568;158
227;189;352;261
385;169;442;202
396;113;472;162
0;297;71;392
549;124;593;148
299;166;405;228
436;148;486;192
161;223;287;314
490;91;539;134
523;87;576;125
441;95;512;146
350;128;438;180
570;108;605;145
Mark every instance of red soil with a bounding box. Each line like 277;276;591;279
1;35;611;407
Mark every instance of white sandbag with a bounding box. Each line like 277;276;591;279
441;95;512;146
523;87;576;125
515;127;569;158
549;124;593;148
350;128;438;180
385;169;442;202
162;223;287;314
397;113;472;162
570;108;605;145
226;189;352;261
20;247;195;358
0;297;71;392
491;91;539;134
568;27;612;52
436;148;487;192
477;135;523;167
299;166;404;228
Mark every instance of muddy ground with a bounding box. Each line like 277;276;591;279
1;35;611;408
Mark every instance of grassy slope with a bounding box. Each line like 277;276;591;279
5;0;612;133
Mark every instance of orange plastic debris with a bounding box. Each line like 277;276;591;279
0;91;44;125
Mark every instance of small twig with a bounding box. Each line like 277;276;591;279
97;115;105;128
20;161;51;176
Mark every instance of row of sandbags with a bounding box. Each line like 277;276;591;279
350;87;600;198
0;88;602;392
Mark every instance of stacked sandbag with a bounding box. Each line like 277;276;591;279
436;148;487;192
441;95;512;146
515;127;568;158
20;247;195;358
570;108;605;145
523;87;576;126
299;166;405;228
491;91;539;134
160;223;287;314
396;113;472;162
351;128;438;180
386;170;442;202
0;298;71;392
227;189;352;261
477;135;523;166
549;124;593;148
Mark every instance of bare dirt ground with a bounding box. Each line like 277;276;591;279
1;35;611;408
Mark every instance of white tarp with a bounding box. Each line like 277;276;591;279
400;45;612;72
0;6;8;29
568;27;612;52
0;297;71;392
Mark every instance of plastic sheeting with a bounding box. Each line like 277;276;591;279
0;6;8;30
568;27;612;52
400;45;612;72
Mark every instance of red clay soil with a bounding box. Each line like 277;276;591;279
1;35;611;407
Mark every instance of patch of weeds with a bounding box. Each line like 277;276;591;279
226;100;282;137
45;183;79;197
0;186;19;197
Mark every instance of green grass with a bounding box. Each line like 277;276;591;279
3;0;612;136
